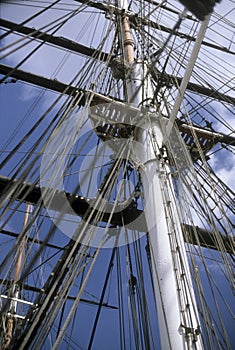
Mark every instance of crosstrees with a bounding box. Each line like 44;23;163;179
0;63;234;146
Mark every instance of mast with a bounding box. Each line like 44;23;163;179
1;204;31;350
120;1;204;348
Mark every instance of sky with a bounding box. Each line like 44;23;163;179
0;1;234;349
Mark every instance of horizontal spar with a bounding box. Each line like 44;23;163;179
0;63;84;97
0;19;109;61
0;229;66;250
0;278;118;309
1;20;235;105
0;175;145;231
0;175;233;253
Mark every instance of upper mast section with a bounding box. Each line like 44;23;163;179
120;0;135;64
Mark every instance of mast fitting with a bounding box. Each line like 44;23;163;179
180;323;201;343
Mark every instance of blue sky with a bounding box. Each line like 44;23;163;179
0;1;234;349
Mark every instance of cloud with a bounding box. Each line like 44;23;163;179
215;160;235;191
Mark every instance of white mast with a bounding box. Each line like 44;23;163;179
120;1;204;348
